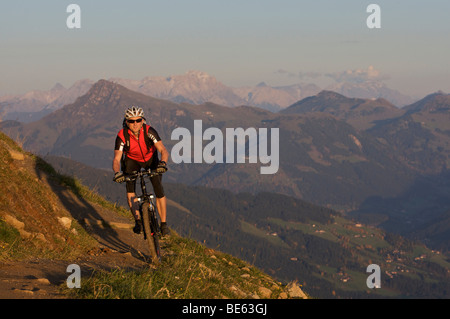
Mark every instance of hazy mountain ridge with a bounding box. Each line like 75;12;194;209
281;90;404;130
0;70;419;123
325;80;415;107
0;79;94;123
110;70;247;107
368;92;450;174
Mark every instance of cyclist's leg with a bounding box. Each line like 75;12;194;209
147;155;169;235
155;196;166;223
146;154;164;220
150;175;169;235
126;192;139;219
124;157;142;229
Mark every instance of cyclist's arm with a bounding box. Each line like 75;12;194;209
148;127;169;163
113;150;122;174
113;134;125;173
155;141;169;163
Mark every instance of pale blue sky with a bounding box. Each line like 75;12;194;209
0;1;449;97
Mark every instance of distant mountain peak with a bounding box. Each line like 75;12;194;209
404;91;450;114
281;90;404;130
51;83;66;92
185;70;213;79
317;90;347;99
90;79;126;93
79;79;125;108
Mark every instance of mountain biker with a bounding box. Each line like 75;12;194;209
112;106;170;236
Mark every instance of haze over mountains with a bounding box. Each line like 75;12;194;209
0;79;94;123
0;70;417;123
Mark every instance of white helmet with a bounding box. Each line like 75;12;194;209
124;106;144;119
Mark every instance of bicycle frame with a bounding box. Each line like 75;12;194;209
123;169;162;263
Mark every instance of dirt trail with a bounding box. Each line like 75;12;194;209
0;167;161;299
0;201;158;299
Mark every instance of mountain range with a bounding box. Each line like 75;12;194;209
0;80;415;205
0;79;94;123
1;79;449;253
0;70;416;123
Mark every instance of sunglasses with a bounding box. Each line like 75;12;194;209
127;118;143;124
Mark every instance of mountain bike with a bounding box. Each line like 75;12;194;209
119;169;163;264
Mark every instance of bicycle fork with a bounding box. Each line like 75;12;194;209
139;196;158;240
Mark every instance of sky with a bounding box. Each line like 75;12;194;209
0;0;449;98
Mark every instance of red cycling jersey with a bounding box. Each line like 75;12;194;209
115;125;161;163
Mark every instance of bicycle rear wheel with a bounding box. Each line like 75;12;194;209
141;202;161;264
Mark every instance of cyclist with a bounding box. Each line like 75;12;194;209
112;106;170;236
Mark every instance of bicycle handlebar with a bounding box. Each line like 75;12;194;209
120;169;162;183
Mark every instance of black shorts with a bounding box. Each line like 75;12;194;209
123;154;165;198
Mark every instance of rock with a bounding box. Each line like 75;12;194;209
4;214;25;230
278;292;288;299
57;217;72;229
8;150;24;161
3;214;32;238
36;278;51;285
286;281;308;299
12;288;34;295
34;233;47;242
229;285;246;298
258;287;272;299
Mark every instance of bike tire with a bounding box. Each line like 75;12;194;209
141;202;161;264
149;204;161;257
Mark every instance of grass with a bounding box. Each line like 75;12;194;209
0;132;97;261
240;220;290;249
0;217;22;260
66;232;287;299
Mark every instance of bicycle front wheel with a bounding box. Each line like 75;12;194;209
141;202;161;264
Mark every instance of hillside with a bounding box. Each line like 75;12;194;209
0;131;306;299
368;92;450;174
43;155;450;298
